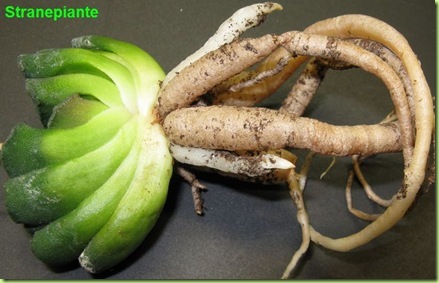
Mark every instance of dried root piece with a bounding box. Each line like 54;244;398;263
176;166;207;215
164;105;403;156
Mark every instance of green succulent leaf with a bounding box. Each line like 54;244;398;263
25;74;123;125
2;36;173;273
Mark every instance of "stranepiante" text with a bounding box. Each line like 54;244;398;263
4;6;99;21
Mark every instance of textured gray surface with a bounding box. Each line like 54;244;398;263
0;0;436;279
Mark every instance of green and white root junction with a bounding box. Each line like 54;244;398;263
0;2;435;279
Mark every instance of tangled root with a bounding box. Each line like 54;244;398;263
158;5;434;279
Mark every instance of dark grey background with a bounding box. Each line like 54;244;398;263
0;0;436;279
